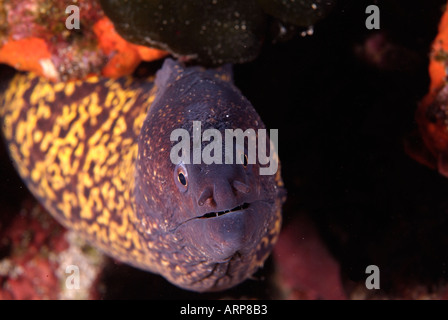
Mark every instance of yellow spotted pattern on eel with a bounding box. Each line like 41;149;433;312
0;72;156;268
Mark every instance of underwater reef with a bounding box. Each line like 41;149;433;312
2;0;448;300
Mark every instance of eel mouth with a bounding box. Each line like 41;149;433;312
198;203;250;219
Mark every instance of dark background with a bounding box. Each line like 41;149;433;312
238;0;448;297
1;0;448;299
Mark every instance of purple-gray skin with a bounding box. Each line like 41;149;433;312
134;59;285;291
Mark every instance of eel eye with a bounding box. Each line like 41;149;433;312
174;163;188;192
242;153;248;168
178;172;187;186
238;151;248;168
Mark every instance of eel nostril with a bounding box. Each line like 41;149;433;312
232;180;250;194
197;187;213;206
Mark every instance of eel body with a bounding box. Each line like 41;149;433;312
0;59;285;292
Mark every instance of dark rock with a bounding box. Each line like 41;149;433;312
100;0;267;65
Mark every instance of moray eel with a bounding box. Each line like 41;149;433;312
0;59;285;292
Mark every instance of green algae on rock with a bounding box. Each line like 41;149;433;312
100;0;266;66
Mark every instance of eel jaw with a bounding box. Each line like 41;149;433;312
197;203;250;219
171;199;275;267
